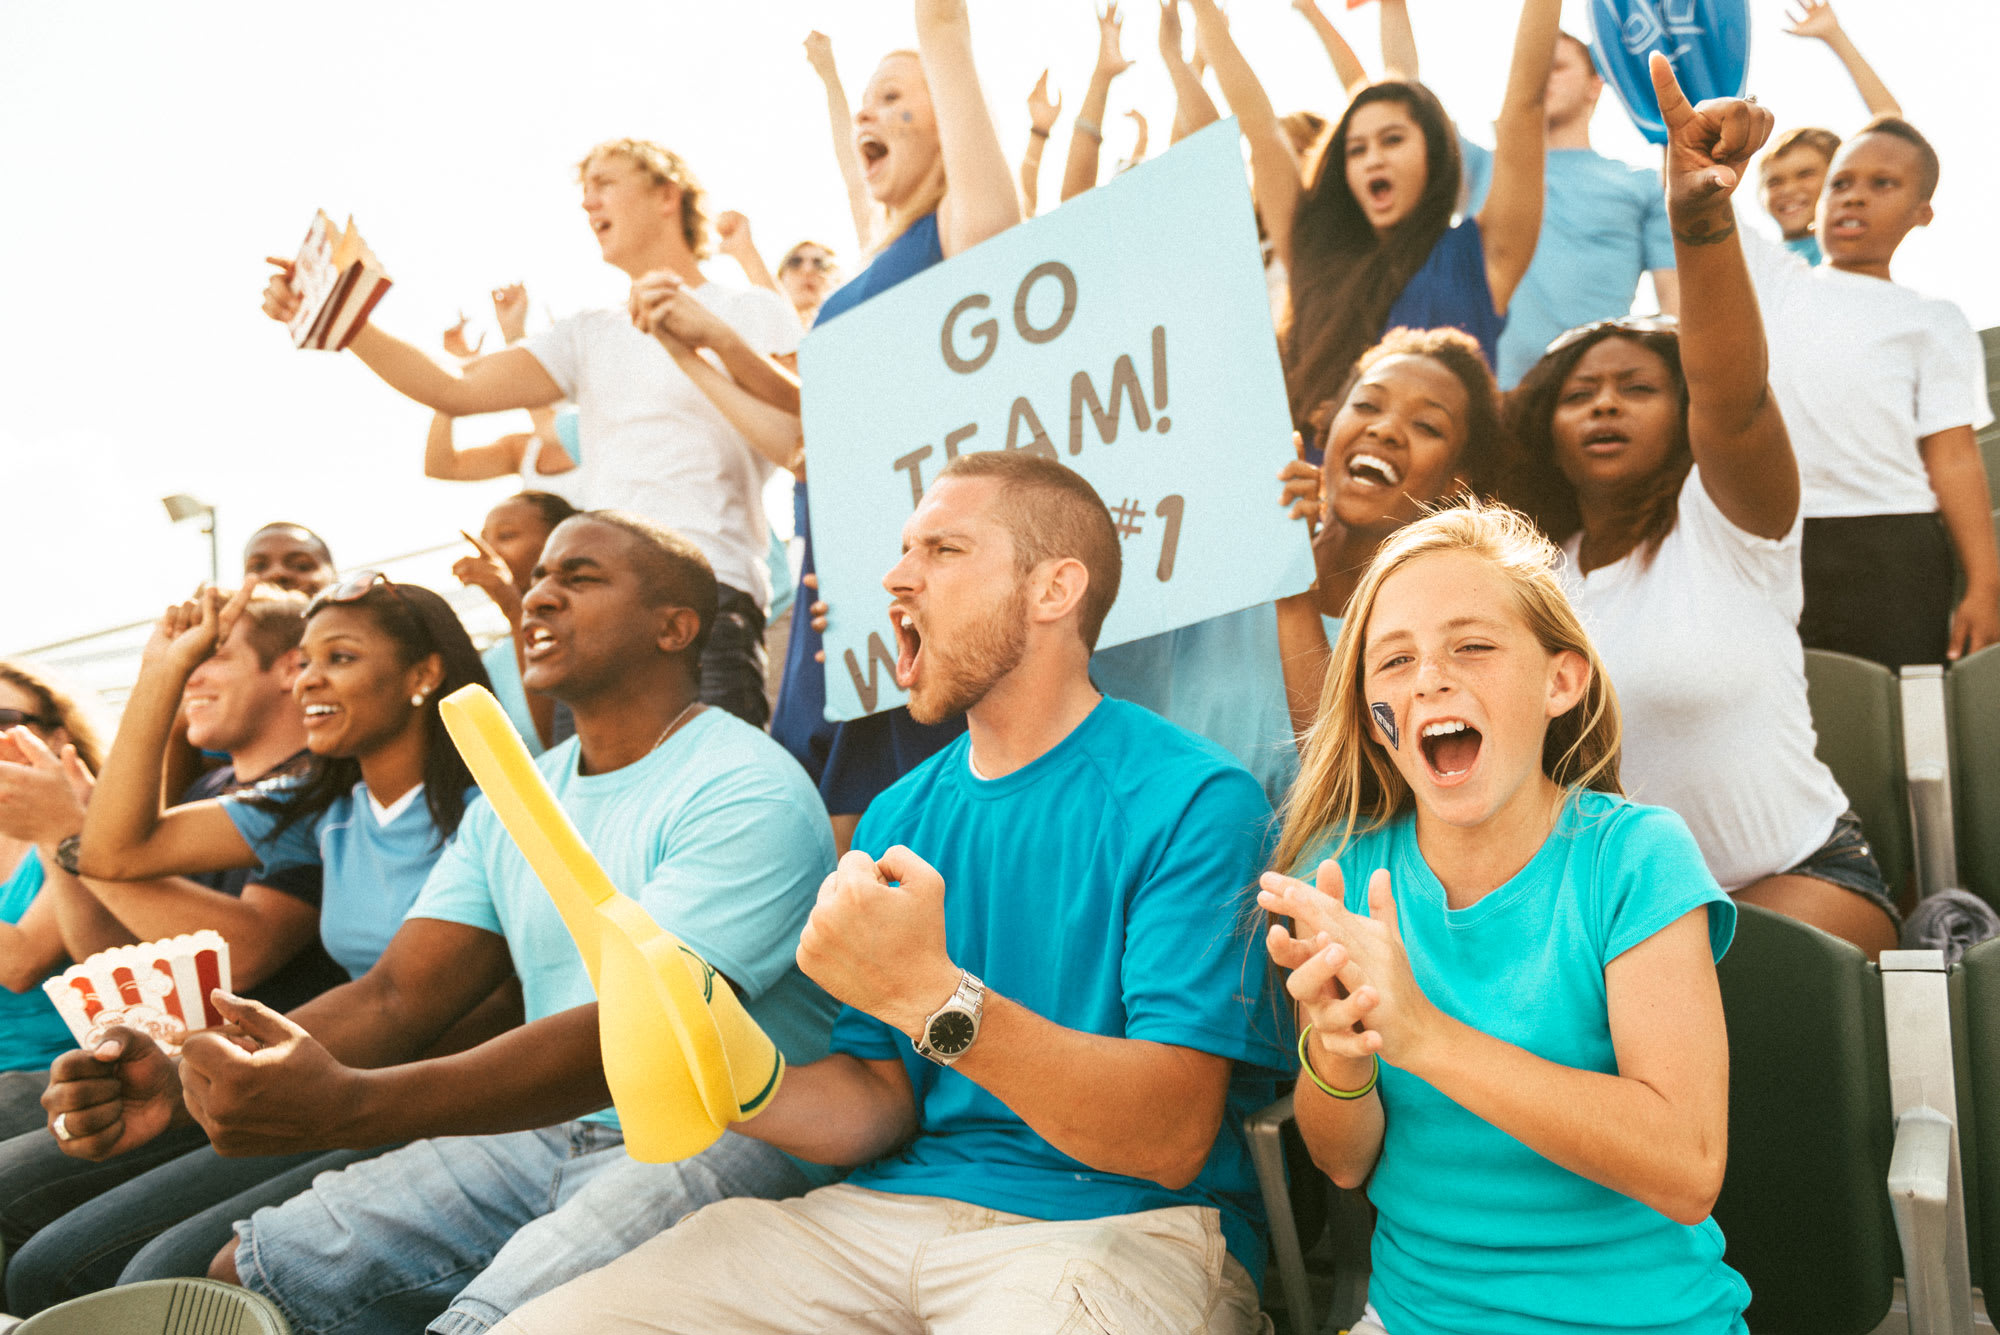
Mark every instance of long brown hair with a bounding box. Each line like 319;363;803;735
1271;501;1623;876
1283;81;1462;425
1500;326;1691;563
0;660;107;773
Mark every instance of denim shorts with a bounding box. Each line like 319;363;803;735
234;1121;811;1335
1782;809;1901;931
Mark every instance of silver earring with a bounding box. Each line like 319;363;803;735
411;693;426;707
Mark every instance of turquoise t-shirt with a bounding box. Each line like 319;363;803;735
830;699;1293;1287
1462;137;1675;388
221;781;461;978
1091;603;1343;809
0;855;81;1072
407;708;839;1130
1784;232;1823;266
481;639;545;758
1301;790;1748;1334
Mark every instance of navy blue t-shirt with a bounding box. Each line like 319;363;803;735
831;699;1293;1286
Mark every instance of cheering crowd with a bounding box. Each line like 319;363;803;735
0;0;1991;1331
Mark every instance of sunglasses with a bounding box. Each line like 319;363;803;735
305;570;408;618
0;708;57;731
1544;315;1679;357
782;253;835;274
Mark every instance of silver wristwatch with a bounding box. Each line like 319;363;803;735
913;971;985;1067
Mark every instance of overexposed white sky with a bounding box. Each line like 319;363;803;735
5;0;1992;655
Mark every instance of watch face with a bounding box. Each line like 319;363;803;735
928;1009;977;1056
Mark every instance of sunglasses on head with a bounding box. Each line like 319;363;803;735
305;570;409;618
782;252;835;274
0;708;57;731
1544;315;1679;357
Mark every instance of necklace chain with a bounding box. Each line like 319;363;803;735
646;698;702;756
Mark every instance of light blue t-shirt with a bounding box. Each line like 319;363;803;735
0;855;81;1072
830;699;1293;1287
408;708;838;1128
1090;603;1343;809
1301;790;1748;1335
1784;232;1823;266
221;781;461;979
481;639;544;758
1462;138;1675;388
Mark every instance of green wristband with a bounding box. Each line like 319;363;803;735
1298;1024;1380;1100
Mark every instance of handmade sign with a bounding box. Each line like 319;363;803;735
800;118;1312;721
439;685;784;1162
44;932;230;1056
285;211;393;351
1587;0;1750;145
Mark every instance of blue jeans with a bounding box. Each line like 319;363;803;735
233;1122;812;1335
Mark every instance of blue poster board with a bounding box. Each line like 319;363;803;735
799;118;1312;722
1588;0;1750;145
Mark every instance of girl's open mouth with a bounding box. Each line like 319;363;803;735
1419;719;1482;783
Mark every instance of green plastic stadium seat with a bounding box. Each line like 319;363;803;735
14;1279;287;1334
1953;937;2000;1294
1714;905;1898;1334
1803;650;1913;891
1946;644;2000;910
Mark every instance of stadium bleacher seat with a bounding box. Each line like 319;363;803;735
1805;650;1914;892
1980;425;2000;506
1947;645;2000;912
11;1279;288;1334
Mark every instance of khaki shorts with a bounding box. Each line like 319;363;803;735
496;1182;1270;1335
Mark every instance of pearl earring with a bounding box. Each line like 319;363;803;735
411;693;427;707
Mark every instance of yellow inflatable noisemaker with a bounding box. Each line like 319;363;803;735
439;685;783;1162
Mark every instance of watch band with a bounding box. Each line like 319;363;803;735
54;834;83;877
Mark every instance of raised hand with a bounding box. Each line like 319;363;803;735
797;846;961;1038
714;211;756;261
1649;52;1774;223
453;529;522;627
42;1028;185;1161
1278;430;1323;524
1157;0;1186;65
0;727;88;846
180;991;362;1155
442;312;485;362
1095;2;1135;78
1260;863;1440;1066
803;29;837;78
260;256;301;325
1027;70;1062;133
1782;0;1844;42
491;283;529;344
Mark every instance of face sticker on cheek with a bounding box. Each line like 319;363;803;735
1370;701;1399;750
900;110;913;124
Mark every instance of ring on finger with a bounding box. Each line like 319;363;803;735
53;1112;72;1142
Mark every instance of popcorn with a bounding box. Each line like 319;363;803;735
42;932;232;1055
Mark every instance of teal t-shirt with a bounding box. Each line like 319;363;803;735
1784;232;1823;266
1090;603;1343;810
830;698;1293;1287
221;781;460;978
1301;790;1748;1334
481;639;545;758
407;708;839;1131
0;855;80;1072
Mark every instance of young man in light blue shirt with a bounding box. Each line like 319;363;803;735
42;513;837;1335
1460;32;1679;388
499;452;1291;1335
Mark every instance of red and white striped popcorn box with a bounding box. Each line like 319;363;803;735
42;931;232;1055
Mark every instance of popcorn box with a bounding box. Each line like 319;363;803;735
285;210;392;351
42;931;231;1055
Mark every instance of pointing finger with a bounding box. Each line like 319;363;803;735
1648;52;1694;135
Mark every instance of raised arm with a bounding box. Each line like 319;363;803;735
1473;0;1561;315
1293;0;1369;96
919;0;1023;256
77;591;263;882
1379;0;1418;81
715;212;781;296
1020;70;1062;216
1190;0;1304;266
1061;3;1136;203
805;32;878;253
1650;55;1795;540
1158;2;1221;145
1785;1;1901;118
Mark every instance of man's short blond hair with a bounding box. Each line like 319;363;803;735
578;139;711;259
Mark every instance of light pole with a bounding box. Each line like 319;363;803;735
162;494;219;587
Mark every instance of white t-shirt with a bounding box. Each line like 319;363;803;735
1742;225;1993;519
1561;470;1849;890
526;282;801;606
